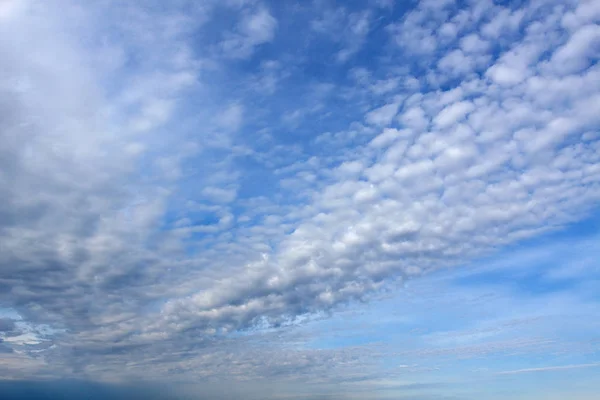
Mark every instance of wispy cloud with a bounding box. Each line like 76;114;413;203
498;363;600;375
219;6;278;59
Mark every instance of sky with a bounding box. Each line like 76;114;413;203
0;0;599;398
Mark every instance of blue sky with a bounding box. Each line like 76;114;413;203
1;0;600;399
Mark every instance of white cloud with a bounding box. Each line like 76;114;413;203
241;7;277;43
438;49;475;77
399;105;429;131
498;363;600;375
369;77;400;95
550;24;600;75
438;22;458;40
434;100;474;128
369;128;408;149
202;186;238;203
561;0;600;31
480;8;524;39
311;6;372;63
220;7;277;59
336;11;371;63
365;101;401;126
486;63;527;85
460;33;490;53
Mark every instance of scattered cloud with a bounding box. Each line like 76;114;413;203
311;5;372;63
365;101;401;126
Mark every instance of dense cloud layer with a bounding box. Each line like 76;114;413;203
1;0;599;389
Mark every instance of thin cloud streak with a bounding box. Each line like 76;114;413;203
497;363;600;375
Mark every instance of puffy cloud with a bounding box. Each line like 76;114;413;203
434;101;474;128
365;102;401;126
550;24;600;75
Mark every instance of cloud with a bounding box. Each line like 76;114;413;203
151;0;600;343
1;0;600;394
365;101;401;126
335;11;371;63
201;186;238;204
220;6;277;59
433;100;474;128
497;363;600;375
550;24;600;75
311;6;372;63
